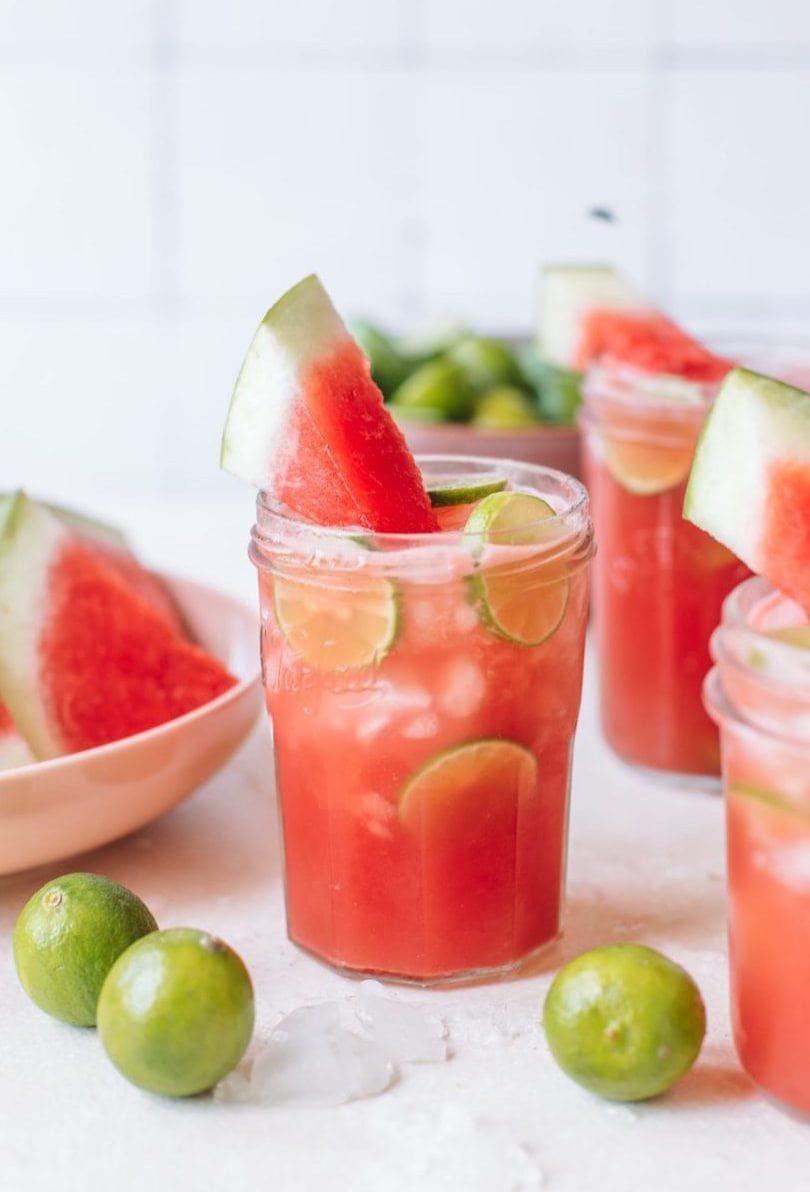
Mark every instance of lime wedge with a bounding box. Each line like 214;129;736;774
399;738;537;827
428;477;507;507
464;491;569;644
274;570;398;670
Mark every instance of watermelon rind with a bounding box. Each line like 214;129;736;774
220;273;349;490
684;367;810;571
0;493;68;758
537;264;646;370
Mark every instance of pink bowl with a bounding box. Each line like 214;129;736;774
0;574;262;875
399;421;582;482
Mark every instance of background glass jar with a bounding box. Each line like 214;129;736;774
581;364;749;779
705;576;810;1115
250;456;593;986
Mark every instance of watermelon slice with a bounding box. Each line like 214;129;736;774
220;274;438;533
685;368;810;613
0;702;34;771
0;493;236;759
538;264;733;382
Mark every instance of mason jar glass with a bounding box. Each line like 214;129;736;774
250;455;594;985
581;363;749;779
705;575;810;1114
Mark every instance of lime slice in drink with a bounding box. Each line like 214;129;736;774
399;738;537;828
274;569;398;670
543;943;706;1102
601;435;693;495
464;491;569;645
97;927;254;1098
427;476;508;507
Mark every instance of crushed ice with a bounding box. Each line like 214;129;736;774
215;980;447;1107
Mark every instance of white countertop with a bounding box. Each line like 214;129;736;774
1;495;808;1192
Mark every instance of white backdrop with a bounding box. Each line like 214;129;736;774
2;0;810;499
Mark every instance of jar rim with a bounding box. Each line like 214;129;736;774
583;361;722;414
253;453;590;545
250;454;594;580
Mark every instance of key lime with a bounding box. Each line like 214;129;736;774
472;386;540;430
97;927;255;1098
389;358;476;422
273;567;398;670
13;873;157;1027
464;491;569;645
448;336;525;391
428;476;508;507
543;943;706;1101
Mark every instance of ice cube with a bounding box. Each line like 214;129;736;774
401;713;440;739
437;658;486;718
354;980;448;1063
215;1003;394;1107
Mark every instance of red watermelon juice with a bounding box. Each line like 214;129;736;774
582;362;748;778
250;456;593;984
705;576;810;1114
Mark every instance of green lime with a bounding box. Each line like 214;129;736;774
388;404;447;426
464;491;569;645
543;943;706;1101
13;873;158;1027
472;386;540;430
350;320;410;397
389;358;476;422
448;336;525;392
427;476;508;507
520;350;583;425
97;927;255;1098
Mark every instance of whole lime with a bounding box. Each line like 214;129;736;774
13;872;158;1027
97;927;254;1098
542;943;706;1101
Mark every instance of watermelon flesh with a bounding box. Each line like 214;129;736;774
575;310;734;383
221;274;438;533
0;701;34;771
0;494;236;759
538;265;733;382
685;368;810;615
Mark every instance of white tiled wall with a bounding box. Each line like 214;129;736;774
2;0;810;499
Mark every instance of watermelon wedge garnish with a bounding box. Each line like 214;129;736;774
685;368;810;614
0;701;34;771
220;274;438;533
0;493;237;759
538;264;733;382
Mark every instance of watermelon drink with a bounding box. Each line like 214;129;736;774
582;364;748;777
250;456;593;983
704;576;810;1113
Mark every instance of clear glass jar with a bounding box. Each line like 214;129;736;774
250;455;594;985
705;576;810;1114
581;363;749;779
